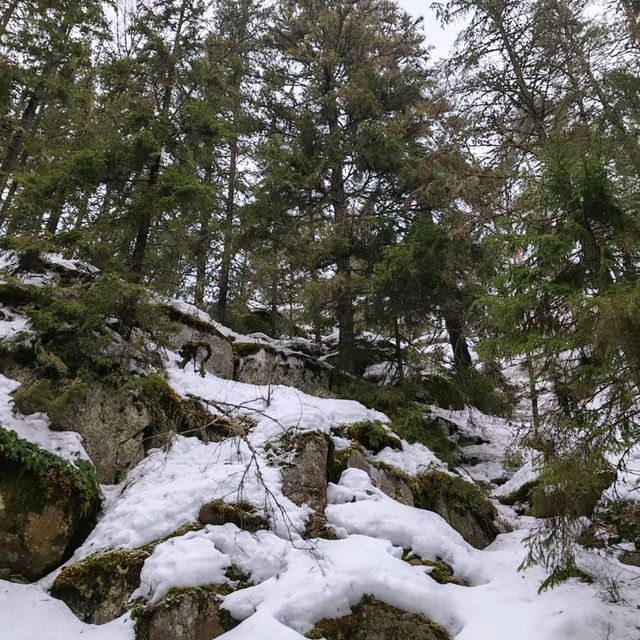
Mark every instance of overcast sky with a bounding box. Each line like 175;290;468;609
397;1;460;60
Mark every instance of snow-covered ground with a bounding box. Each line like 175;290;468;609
1;293;640;639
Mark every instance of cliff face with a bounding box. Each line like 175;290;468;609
0;248;638;640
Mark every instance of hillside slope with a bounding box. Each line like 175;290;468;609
0;250;638;640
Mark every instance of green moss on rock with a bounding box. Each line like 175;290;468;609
341;421;402;454
411;471;499;549
305;598;450;640
198;500;267;532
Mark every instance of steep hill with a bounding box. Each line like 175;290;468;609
0;249;638;640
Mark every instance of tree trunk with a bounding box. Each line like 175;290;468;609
129;0;188;280
444;313;472;372
0;90;42;198
394;316;404;383
216;135;238;323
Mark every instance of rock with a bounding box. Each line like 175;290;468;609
235;344;334;397
619;551;640;567
47;381;151;485
51;548;150;623
402;553;468;586
337;422;402;455
411;471;499;549
0;428;101;582
50;523;203;623
163;305;234;380
335;447;414;506
198;500;267;532
305;598;450;640
134;586;237;640
169;325;235;380
281;432;331;536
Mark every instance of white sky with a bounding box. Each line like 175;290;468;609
397;1;460;60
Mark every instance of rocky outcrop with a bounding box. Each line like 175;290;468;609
0;429;101;581
411;471;499;549
306;598;450;640
164;305;235;380
134;586;237;640
234;343;335;397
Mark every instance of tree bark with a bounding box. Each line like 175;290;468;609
216;134;238;323
444;313;472;372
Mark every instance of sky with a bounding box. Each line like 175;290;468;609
397;1;460;60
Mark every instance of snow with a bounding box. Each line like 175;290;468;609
43;252;100;274
493;461;539;499
1;289;639;639
132;532;230;604
0;581;134;640
371;440;446;475
0;306;30;340
0;373;89;463
167;358;388;448
74;435;310;557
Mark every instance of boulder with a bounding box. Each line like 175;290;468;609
46;381;150;484
198;500;267;532
134;586;236;640
306;598;450;640
51;548;150;623
163;305;234;380
0;428;101;581
411;471;499;549
50;523;203;623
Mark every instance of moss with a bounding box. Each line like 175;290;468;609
391;406;459;467
51;547;150;622
0;426;101;517
341;421;402;454
133;583;238;640
198;499;267;532
411;471;498;547
12;378;56;415
305;598;451;640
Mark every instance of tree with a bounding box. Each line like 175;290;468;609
258;0;433;368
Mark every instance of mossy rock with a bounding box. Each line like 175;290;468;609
198;500;267;532
0;427;101;581
306;597;450;640
51;547;150;623
340;422;402;455
403;553;467;586
133;584;238;640
50;522;204;623
411;471;499;549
